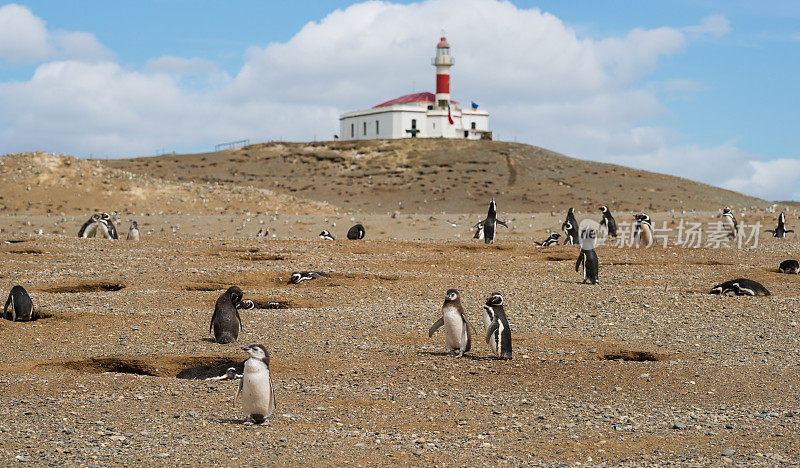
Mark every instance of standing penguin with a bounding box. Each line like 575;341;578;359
482;292;512;360
100;213;118;239
428;289;475;357
721;207;739;239
78;213;100;238
210;286;244;344
234;344;276;425
473;199;509;244
562;208;579;245
3;285;35;322
347;224;365;240
633;213;654;247
599;206;617;237
767;212;794;238
575;244;600;284
472;223;484;240
126;221;140;241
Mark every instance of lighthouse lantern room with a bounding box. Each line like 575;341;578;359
339;36;490;141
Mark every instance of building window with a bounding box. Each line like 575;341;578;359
464;131;469;138
411;119;417;129
471;122;476;130
363;122;367;136
351;123;354;138
438;100;447;108
376;120;379;136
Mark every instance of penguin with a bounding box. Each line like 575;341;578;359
236;299;258;310
599;206;617;237
234;344;276;425
575;246;599;284
779;259;800;274
766;212;794;238
721;207;739;239
347;224;365;240
633;213;654;247
78;214;100;238
319;230;335;240
209;286;244;344
176;361;245;380
535;232;560;247
3;285;35;322
100;212;118;239
256;228;263;237
482;292;512;360
126;221;140;241
428;289;475;357
562;208;579;245
288;271;330;284
709;278;770;296
472;223;484;240
473;199;509;244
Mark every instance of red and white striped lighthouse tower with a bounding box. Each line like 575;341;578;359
433;35;453;109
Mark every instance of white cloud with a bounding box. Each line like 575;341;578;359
0;3;53;63
723;158;800;200
55;31;114;62
0;0;797;200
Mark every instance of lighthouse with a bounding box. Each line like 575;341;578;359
433;36;453;109
339;35;490;140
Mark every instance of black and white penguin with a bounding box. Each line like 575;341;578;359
709;278;770;296
575;226;600;285
428;289;475;357
535;232;560;247
100;212;118;239
633;213;654;247
473;199;509;244
176;361;245;380
3;285;35;322
599;206;617;237
482;292;512;360
347;224;365;240
236;299;258;310
779;259;800;274
78;213;100;238
562;208;579;245
288;271;330;284
472;223;484;240
319;230;335;240
235;344;276;425
721;207;739;239
766;212;794;238
209;286;244;344
126;221;140;241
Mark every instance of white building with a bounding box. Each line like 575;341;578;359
339;36;490;141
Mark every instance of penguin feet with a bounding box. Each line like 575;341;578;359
260;419;271;426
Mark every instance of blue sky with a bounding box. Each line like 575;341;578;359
1;0;799;199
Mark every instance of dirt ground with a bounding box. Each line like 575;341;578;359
1;146;800;465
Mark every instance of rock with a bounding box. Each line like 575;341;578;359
721;449;735;456
671;421;686;430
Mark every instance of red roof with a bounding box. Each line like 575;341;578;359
374;92;457;108
437;37;450;48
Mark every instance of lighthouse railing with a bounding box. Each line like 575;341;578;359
431;57;455;65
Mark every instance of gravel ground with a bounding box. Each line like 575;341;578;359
1;212;799;466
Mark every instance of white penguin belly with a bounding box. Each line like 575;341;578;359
482;310;498;354
443;307;466;350
241;366;274;418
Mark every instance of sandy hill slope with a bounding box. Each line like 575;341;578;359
0;152;335;216
103;139;767;214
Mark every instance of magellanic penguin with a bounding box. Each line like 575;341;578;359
428;289;476;357
633;213;654;247
473;199;509;244
766;212;794;238
575;245;600;284
778;259;800;274
721;207;739;239
236;299;258;310
78;213;101;238
562;208;579;245
3;285;35;322
177;361;245;380
319;230;335;240
100;212;118;239
535;232;560;247
126;221;140;241
473;223;484;240
599;206;617;237
709;278;770;296
210;286;244;344
235;344;276;425
482;292;512;360
347;224;365;240
288;271;330;284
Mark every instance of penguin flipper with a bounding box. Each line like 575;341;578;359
236;309;244;332
234;378;243;407
270;374;277;410
472;220;485;229
485;320;499;344
497;220;509;229
428;317;444;337
3;293;10;319
575;251;585;273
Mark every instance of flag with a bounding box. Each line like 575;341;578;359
447;104;454;125
471;101;478;111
